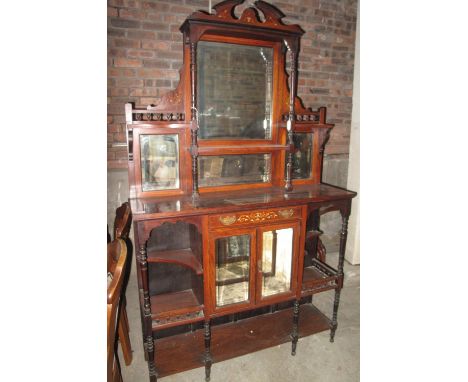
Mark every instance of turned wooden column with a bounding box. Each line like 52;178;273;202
139;244;157;381
291;300;300;355
285;44;298;192
204;321;212;381
330;212;349;342
189;41;200;201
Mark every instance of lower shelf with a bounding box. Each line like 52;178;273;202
150;289;204;330
153;303;331;378
301;258;339;295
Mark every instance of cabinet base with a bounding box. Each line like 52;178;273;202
153;303;331;378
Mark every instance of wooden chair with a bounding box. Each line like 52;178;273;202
113;202;133;366
108;239;128;382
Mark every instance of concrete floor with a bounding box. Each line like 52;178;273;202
118;252;360;382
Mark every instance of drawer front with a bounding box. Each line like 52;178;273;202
209;206;302;229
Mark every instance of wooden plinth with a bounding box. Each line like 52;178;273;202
154;303;331;378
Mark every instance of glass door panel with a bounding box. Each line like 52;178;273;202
260;228;294;298
215;234;251;307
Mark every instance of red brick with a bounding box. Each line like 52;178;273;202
170;5;194;14
129;88;158;97
108;68;137;77
112;38;140;49
108;48;127;58
115;78;144;87
141;40;170;50
114;58;142;68
127;49;155;59
110;18;141;29
143;59;170;69
110;87;129;96
127;30;157;40
113;132;127;142
108;0;140;9
142;22;169;31
136;68;165;78
108;124;121;133
142;2;170;12
107;7;118;17
140;97;161;106
115;150;129;160
119;9;146;19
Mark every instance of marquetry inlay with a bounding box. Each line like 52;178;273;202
219;216;237;226
237;211;279;223
218;209;296;226
278;209;294;218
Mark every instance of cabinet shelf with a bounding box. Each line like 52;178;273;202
301;258;339;295
151;289;204;330
152;303;331;378
147;248;203;275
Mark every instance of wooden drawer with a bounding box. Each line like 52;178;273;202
209;206;302;229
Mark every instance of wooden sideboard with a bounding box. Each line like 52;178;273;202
124;1;357;380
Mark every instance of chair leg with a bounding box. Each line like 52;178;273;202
112;354;123;382
118;298;133;365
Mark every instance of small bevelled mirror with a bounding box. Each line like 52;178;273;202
289;132;313;179
140;134;179;191
197;41;273;140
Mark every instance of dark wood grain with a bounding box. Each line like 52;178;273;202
147;248;203;275
124;2;358;381
154;303;330;378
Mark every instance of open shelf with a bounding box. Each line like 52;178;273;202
147;248;203;275
153;303;331;378
301;258;339;295
150;289;204;330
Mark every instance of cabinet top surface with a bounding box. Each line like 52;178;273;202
130;183;356;221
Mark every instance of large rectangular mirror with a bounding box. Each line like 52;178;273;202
197;41;273;140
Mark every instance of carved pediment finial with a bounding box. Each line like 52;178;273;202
186;0;304;35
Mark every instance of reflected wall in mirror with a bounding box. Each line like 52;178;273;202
289;132;313;179
261;228;293;297
197;41;273;140
140;134;179;191
199;153;271;187
215;235;251;307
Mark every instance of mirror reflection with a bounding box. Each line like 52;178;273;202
197;41;273;140
261;228;293;297
290;133;313;179
215;235;251;307
140;134;179;191
199;154;271;187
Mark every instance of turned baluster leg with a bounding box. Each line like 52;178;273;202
147;336;157;382
139;244;157;380
330;214;349;342
291;300;300;355
204;321;212;381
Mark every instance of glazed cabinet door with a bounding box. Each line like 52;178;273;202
256;222;300;303
209;228;257;314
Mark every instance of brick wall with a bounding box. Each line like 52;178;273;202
107;0;358;168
